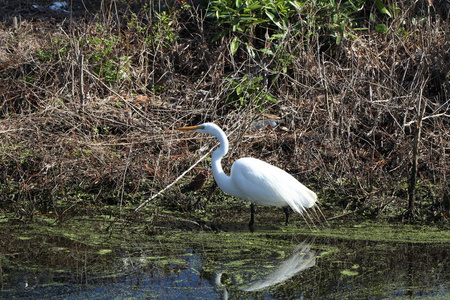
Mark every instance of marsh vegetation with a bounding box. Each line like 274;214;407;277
0;0;448;226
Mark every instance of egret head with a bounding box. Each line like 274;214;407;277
176;122;228;153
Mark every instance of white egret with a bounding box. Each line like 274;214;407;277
176;122;318;229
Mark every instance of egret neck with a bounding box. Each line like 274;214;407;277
209;127;237;197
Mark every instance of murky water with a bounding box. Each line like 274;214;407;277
1;229;449;299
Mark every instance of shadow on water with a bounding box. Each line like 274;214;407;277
1;220;450;299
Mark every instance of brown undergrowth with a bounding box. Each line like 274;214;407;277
0;0;448;224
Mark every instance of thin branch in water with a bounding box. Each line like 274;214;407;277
134;142;218;212
120;143;134;216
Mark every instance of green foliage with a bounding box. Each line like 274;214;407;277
371;0;403;35
225;74;277;110
209;0;292;32
375;23;388;34
85;32;131;85
0;141;35;166
208;0;411;50
127;12;147;34
126;8;180;50
36;37;70;64
208;0;367;50
375;0;392;17
208;0;373;109
149;11;179;49
316;0;366;44
37;49;53;62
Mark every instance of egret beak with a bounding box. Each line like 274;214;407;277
176;125;203;131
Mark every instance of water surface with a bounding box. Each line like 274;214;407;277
1;222;449;299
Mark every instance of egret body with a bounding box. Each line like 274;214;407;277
177;123;318;229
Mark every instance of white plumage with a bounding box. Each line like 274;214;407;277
177;122;318;229
230;158;317;211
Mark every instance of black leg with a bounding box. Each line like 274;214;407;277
283;206;290;225
248;203;255;231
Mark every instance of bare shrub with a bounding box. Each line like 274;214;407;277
0;0;448;222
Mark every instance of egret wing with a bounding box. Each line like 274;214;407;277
230;158;317;213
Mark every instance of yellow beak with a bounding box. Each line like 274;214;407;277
176;125;203;131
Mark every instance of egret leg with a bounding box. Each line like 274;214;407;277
283;207;290;225
249;203;255;230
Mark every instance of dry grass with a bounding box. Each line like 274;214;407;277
0;0;448;222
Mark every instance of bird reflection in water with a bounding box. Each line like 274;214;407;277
243;243;316;292
214;242;316;298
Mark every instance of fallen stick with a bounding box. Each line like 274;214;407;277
134;143;217;212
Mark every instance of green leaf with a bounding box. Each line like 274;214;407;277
236;85;243;95
375;23;388;34
269;33;285;40
375;0;392;18
259;48;274;56
244;4;263;11
344;32;357;39
265;93;278;103
230;36;240;55
289;0;303;11
339;21;345;33
249;76;263;84
265;10;283;30
245;43;256;58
